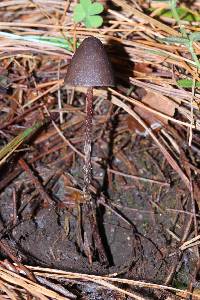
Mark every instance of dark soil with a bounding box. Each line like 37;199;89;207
0;124;194;291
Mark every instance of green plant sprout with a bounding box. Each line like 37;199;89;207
73;0;104;28
159;0;200;71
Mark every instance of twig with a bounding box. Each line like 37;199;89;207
18;158;54;207
107;168;169;186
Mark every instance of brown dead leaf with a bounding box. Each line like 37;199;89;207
134;106;162;127
142;91;179;124
127;106;162;136
134;63;152;75
127;115;145;134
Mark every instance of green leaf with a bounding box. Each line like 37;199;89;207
84;15;103;28
88;3;104;15
177;79;200;88
73;4;86;23
80;0;92;10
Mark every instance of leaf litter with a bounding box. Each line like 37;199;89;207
0;0;200;299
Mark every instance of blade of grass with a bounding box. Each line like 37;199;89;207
0;32;75;51
0;121;43;166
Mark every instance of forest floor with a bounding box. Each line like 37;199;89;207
0;0;200;299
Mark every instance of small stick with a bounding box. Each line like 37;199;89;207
18;158;54;207
0;241;36;282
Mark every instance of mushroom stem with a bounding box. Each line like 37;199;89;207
83;87;93;199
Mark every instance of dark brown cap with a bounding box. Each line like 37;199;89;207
65;37;114;87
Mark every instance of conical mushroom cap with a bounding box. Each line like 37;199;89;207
65;37;114;87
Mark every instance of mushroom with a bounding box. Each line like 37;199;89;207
65;36;114;199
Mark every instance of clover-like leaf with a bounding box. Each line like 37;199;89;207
73;4;86;23
80;0;92;10
84;15;103;28
88;3;104;15
73;0;104;28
